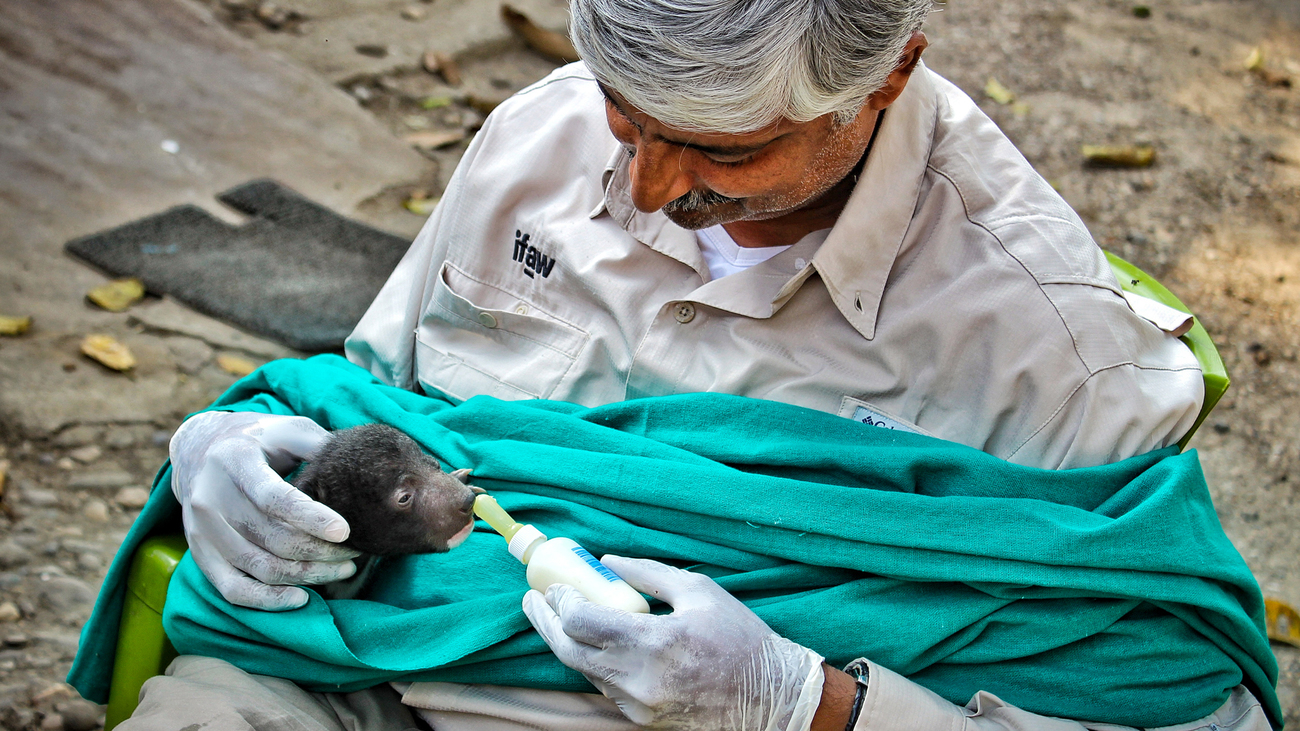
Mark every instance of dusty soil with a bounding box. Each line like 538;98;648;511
1;0;1299;728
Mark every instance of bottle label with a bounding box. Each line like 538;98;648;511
571;546;621;583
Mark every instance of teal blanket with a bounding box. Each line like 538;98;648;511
69;356;1281;728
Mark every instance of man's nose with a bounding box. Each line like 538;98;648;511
627;141;696;213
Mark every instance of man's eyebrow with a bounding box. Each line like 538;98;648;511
597;83;774;158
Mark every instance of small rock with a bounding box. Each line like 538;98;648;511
38;453;56;466
1125;232;1150;247
254;1;290;29
167;336;214;376
354;43;388;58
114;487;150;509
1213;422;1231;434
21;488;58;507
0;541;30;568
41;542;59;556
68;445;101;464
4;634;28;647
401;5;425;20
60;540;96;554
0;602;19;622
151;430;172;447
17;600;36;619
40;712;64;731
68;471;134;490
1248;342;1272;367
76;553;101;571
103;428;138;449
82;499;109;523
56;700;102;731
0;574;21;590
56;457;75;471
1;705;36;731
53;426;103;448
37;577;95;616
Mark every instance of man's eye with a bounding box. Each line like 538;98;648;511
396;492;413;505
709;155;753;168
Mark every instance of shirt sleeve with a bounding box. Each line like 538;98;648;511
853;661;1269;731
343;203;443;390
344;95;502;390
1006;359;1205;470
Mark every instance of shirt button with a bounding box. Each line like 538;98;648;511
673;302;696;324
515;304;529;315
477;311;498;328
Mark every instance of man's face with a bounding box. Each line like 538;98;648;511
601;85;880;231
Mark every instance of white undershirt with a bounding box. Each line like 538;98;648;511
695;224;793;280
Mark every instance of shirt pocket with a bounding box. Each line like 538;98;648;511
415;262;589;401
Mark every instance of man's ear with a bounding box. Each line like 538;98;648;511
865;31;929;111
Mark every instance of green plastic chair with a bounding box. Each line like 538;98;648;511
1104;252;1230;450
103;535;187;730
99;253;1229;729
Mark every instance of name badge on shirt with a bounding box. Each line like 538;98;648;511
839;396;925;435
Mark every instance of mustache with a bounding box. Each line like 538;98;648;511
662;188;742;215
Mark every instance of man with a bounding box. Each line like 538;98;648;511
126;0;1270;729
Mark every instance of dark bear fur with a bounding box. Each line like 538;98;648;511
291;423;478;556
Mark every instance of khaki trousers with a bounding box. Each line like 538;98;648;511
120;656;423;731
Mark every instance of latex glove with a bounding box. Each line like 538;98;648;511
522;555;825;731
169;410;361;610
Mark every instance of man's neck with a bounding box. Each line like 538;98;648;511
721;109;883;249
720;171;858;248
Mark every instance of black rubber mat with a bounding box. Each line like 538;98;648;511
65;180;410;352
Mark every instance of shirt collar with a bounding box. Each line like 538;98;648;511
593;63;940;335
812;63;939;340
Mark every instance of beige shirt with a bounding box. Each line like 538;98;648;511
346;62;1202;471
346;63;1251;728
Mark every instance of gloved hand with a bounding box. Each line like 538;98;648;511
522;555;825;731
169;410;361;610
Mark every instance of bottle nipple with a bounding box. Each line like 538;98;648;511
473;494;547;563
473;494;521;540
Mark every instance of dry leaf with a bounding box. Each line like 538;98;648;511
0;459;8;500
1245;47;1265;71
404;196;440;215
0;315;32;336
87;278;146;312
1082;144;1156;167
422;50;462;86
404;130;466;152
217;354;257;377
983;77;1015;105
501;5;578;63
467;93;508;115
420;95;453;109
81;334;136;371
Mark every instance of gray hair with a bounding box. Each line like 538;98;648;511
570;0;934;134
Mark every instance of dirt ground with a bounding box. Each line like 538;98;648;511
1;0;1299;728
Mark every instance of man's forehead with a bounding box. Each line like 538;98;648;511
596;81;801;153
